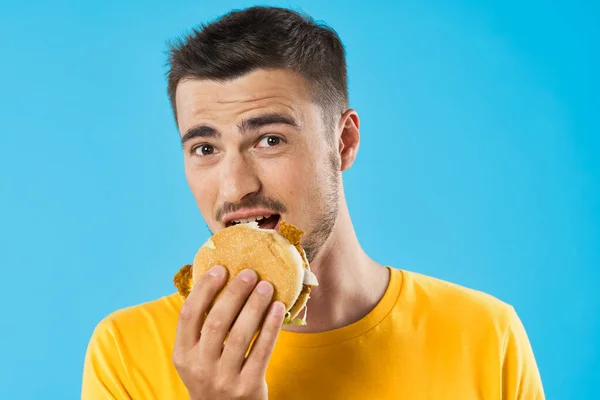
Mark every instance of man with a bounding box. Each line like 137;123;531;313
82;6;545;399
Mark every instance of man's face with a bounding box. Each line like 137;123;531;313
175;68;340;262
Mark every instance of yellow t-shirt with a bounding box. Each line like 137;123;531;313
81;267;545;399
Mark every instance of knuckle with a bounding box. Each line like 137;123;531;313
215;377;227;390
249;295;270;313
199;273;225;292
171;348;185;369
225;332;246;349
213;376;232;395
191;362;208;379
253;334;277;363
235;270;257;287
262;316;279;334
232;380;254;399
222;283;250;303
179;303;194;322
253;347;269;364
227;278;249;295
202;316;224;334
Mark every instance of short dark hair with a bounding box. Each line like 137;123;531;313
166;6;348;126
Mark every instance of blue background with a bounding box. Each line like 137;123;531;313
0;0;598;398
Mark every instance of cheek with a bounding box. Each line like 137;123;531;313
185;162;218;216
258;156;302;199
259;149;329;210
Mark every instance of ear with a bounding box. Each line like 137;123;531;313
337;109;360;171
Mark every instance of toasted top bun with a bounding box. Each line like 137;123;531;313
173;221;318;324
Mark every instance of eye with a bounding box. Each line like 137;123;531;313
257;135;282;148
192;144;216;156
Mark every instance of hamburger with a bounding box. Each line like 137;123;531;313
173;220;319;326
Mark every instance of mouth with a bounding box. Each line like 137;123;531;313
227;214;281;230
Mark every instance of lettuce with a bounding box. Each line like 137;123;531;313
283;312;307;326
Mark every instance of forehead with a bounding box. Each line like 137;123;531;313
175;69;317;133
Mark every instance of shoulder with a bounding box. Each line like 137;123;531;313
399;269;515;334
87;292;183;347
83;292;183;372
391;270;545;397
400;270;546;397
82;293;186;397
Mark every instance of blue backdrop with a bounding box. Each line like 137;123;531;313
0;0;598;398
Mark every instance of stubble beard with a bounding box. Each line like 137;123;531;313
301;148;341;264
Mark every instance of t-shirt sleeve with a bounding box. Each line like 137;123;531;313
81;317;133;400
501;306;545;400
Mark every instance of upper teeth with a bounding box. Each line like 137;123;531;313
231;215;271;225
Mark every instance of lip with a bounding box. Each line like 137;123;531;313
223;208;281;227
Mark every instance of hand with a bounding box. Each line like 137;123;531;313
173;265;286;400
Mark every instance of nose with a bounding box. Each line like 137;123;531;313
218;152;261;206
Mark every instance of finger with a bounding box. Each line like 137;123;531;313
220;280;274;370
198;269;258;362
174;266;228;356
242;301;285;378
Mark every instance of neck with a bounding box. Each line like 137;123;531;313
283;198;390;333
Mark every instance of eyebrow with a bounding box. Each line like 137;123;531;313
180;112;299;148
238;113;300;133
180;125;219;147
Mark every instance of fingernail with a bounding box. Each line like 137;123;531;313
209;265;225;277
272;301;285;316
238;269;256;283
256;281;272;294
